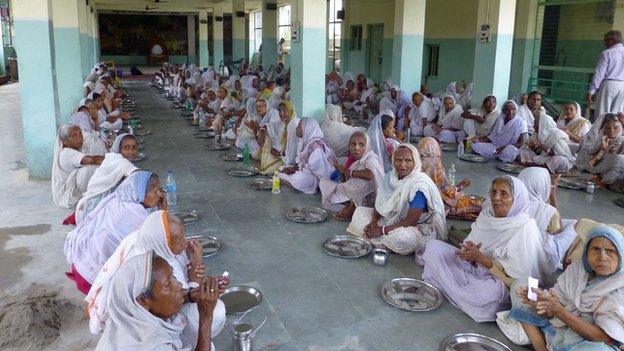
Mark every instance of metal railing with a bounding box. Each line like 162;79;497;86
528;65;594;115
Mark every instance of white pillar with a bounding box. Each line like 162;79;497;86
232;0;246;62
261;0;278;67
509;0;538;95
290;0;327;121
213;6;224;66
13;0;61;178
471;0;517;107
390;0;426;93
199;10;210;67
187;14;196;65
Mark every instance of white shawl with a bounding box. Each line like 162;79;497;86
51;132;83;208
375;143;447;239
321;104;365;157
437;95;464;129
536;111;575;164
518;167;557;234
266;107;300;166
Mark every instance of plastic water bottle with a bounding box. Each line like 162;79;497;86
466;138;473;153
447;164;456;186
166;171;178;207
243;143;251;164
272;171;281;195
457;142;465;156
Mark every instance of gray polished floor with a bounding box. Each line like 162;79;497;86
0;80;621;350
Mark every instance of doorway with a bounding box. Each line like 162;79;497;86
366;24;384;83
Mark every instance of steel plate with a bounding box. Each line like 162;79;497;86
285;207;328;223
496;163;525;174
248;178;273;190
614;198;624;208
558;178;585;190
221;286;263;315
381;278;443;312
206;142;232;151
219;153;243;162
194;131;216;139
135;130;153;136
322;235;372;258
227;167;259;177
459;153;487;163
441;333;511;351
186;235;222;258
172;209;200;225
440;143;458;151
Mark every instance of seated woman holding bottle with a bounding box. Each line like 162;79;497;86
347;144;447;258
279;117;338;195
257;101;300;174
320;131;385;221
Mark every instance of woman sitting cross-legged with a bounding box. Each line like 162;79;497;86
347;144;447;258
87;211;227;345
93;251;222;351
472;100;529;163
423;95;466;144
257;101;299;175
510;225;624;351
64;171;166;294
417;137;483;221
422;175;550;322
320;131;385;221
279;117;338;195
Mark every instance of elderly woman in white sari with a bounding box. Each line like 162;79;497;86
235;98;279;157
462;95;500;139
510;225;624;351
52;125;103;208
64;171;165;294
279;117;338;195
71;101;108;155
211;87;244;139
422;175;549;322
519;111;576;174
408;92;437;137
353;79;376;115
269;85;284;110
472;100;529;163
87;211;227;347
93;251;221;351
557;102;590;152
424;95;466;144
321;104;365;157
368;112;401;172
576;114;624;187
320;131;384;221
347;144;447;257
75;133;139;223
517;91;545;135
257;101;300;174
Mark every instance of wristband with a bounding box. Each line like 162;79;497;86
382;226;386;236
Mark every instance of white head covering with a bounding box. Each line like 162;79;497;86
466;176;551;279
295;117;338;169
488;100;528;147
374;143;447;239
437;95;464;129
321;104;365;157
536;110;575;164
518;167;558;234
367;112;394;172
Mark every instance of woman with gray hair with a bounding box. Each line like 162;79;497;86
51;124;104;208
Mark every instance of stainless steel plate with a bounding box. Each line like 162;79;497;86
381;278;443;312
179;111;194;117
496;163;525;174
221;286;263;315
219;153;243;162
227;166;259;177
285;207;328;223
194;131;216;139
186;235;222;258
206;142;231;151
172;104;184;109
465;194;485;202
459;153;487;163
248;178;273;190
614;198;624;208
440;143;458;151
134;152;146;163
322;235;372;258
194;126;214;132
172;209;200;225
135;130;153;136
441;333;511;351
558;178;585;190
410;135;424;143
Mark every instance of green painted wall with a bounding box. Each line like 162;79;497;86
421;38;475;93
101;55;197;66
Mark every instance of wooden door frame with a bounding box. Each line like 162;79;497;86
365;23;384;82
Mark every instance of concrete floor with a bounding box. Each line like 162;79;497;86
0;79;622;350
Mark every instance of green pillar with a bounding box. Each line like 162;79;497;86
232;0;246;62
390;0;426;93
13;0;61;178
199;10;210;67
261;0;278;68
290;0;327;121
213;7;224;67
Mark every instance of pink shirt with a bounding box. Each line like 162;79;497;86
589;43;624;94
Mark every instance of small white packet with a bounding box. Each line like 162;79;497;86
527;276;539;302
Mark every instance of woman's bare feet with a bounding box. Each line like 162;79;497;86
335;202;356;222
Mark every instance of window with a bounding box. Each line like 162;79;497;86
1;3;12;47
250;11;262;52
350;25;362;50
328;0;342;72
278;5;291;51
427;44;439;77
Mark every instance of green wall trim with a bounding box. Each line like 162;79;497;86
421;38;475;93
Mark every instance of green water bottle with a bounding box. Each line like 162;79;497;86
242;143;251;164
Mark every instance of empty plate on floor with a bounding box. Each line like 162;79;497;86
440;143;458;151
248;178;273;190
497;163;525;174
219;153;243;162
227;166;259;177
135;130;152;136
221;286;263;315
381;278;443;312
186;235;222;258
172;209;200;225
134;152;146;163
558;178;585;190
194;126;214;132
442;333;511;351
459;153;487;163
614;198;624;208
322;235;372;258
172;104;184;109
206;142;231;151
285;207;328;223
194;132;216;139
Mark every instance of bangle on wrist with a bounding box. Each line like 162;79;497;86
381;226;386;236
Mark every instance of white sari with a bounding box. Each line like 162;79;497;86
321;104;365;157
